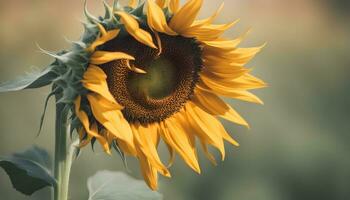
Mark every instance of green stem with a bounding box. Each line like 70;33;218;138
53;102;77;200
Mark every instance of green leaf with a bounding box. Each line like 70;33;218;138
0;66;57;93
87;171;163;200
0;146;56;195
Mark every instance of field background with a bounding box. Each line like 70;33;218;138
0;0;349;199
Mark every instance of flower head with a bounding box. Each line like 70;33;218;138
0;0;266;190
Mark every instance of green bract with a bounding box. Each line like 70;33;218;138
0;0;171;138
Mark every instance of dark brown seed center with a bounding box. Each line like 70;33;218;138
100;33;202;123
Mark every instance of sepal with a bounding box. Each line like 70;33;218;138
0;66;57;93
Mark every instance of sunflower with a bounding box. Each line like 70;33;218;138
70;0;266;189
0;0;265;190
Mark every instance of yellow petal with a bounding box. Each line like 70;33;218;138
169;0;203;34
203;60;247;75
165;142;175;167
86;94;136;155
147;0;177;35
185;102;225;160
78;128;92;148
197;82;264;104
117;140;137;156
191;3;224;27
103;130;116;146
169;0;180;13
202;30;250;53
192;88;249;127
129;0;138;8
150;123;161;146
160;115;201;173
90;51;135;65
202;67;249;80
183;20;239;41
115;11;157;48
87;24;120;52
156;0;166;8
82;65;122;107
138;151;159;190
125;60;147;74
200;141;217;165
201;72;266;90
74;96;110;153
132;123;170;177
204;44;265;66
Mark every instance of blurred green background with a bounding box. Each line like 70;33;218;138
1;0;349;199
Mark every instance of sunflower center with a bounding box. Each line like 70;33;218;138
128;58;177;99
101;33;202;123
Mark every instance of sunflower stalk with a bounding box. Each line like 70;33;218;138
53;95;78;200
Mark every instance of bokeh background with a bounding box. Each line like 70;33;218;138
1;0;349;199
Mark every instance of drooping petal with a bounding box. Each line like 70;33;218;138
169;0;203;34
82;65;122;107
86;94;136;155
78;128;92;148
115;11;157;48
74;96;111;153
147;0;177;35
131;123;170;177
138;150;159;190
90;51;135;65
192;88;249;127
184;102;226;160
160;114;201;173
165;142;175;167
86;24;120;52
200;141;217;165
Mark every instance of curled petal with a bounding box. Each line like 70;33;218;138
90;51;135;65
147;0;177;35
74;96;111;153
115;11;157;48
87;24;119;52
78;128;92;148
87;94;136;155
82;65;122;107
